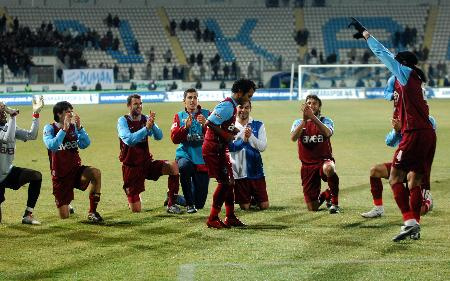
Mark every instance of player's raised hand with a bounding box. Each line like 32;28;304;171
185;114;193;129
32;95;44;114
196;114;206;126
146;110;155;129
348;17;367;39
74;113;82;130
63;112;71;131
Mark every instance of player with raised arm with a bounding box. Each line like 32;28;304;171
203;79;255;229
118;94;181;214
171;88;210;213
0;97;44;225
43;101;103;222
349;18;436;241
229;101;269;210
290;95;340;213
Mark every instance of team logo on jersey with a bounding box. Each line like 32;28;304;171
187;133;204;142
393;90;399;104
0;144;14;155
58;140;78;151
171;122;178;129
302;135;324;143
212;111;222;120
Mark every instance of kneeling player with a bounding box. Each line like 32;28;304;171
118;94;181;214
43;101;103;222
0;97;44;224
290;95;340;213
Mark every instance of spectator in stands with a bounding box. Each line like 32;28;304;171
24;83;32;92
128;66;135;81
197;52;203;66
258;81;264;88
133;40;140;54
393;30;401;48
361;50;371;64
375;78;382;87
71;83;78;91
231;61;238;80
193;18;200;30
422;46;429;61
56;68;63;83
113;64;119;81
95;81;102;91
189;53;196;65
339;80;347;88
163;66;169;80
170;20;176;36
13;17;19;32
149;80;157;90
180;19;187;31
195;28;202;42
356;79;365;88
295;28;309;46
203;28;210;42
212;64;219;80
0;14;6;34
330;80;337;88
220;80;226;89
105;13;113;28
309;49;318;64
164;49;172;63
195;80;202;89
248;62;255;79
444;75;450;87
223;64;230;80
113;15;120;28
130;82;137;90
148;46;155;63
187;19;194;31
172;65;179;80
200;64;206;81
437;60;447;78
170;81;178;90
112;38;120;51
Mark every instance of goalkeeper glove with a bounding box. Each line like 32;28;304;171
32;95;44;114
348;17;367;39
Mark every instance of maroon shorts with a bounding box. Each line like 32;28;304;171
202;141;232;182
393;129;436;174
122;160;165;196
52;165;88;208
385;159;431;190
300;160;333;203
234;177;268;204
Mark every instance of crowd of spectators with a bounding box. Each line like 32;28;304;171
169;18;215;43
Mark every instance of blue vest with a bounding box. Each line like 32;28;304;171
175;108;210;164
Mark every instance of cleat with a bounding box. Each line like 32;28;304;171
392;224;420;242
69;205;75;214
325;201;332;209
87;212;103;223
22;214;41;225
166;204;183;214
207;217;228;229
163;195;186;207
224;215;246;227
186;205;197;214
361;206;384;218
329;205;341;214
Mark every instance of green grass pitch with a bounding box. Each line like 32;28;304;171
1;99;449;280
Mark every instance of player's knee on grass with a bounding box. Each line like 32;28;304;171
259;201;269;210
240;203;250;210
59;205;70;219
127;194;141;212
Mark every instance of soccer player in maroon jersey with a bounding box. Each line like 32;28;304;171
43;101;103;222
349;18;436;241
117;94;181;214
290;95;340;213
203;79;255;229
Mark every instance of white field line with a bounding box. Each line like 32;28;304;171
178;258;450;280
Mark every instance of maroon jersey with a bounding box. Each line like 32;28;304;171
119;115;152;166
394;71;432;133
295;118;333;165
48;123;81;178
204;97;237;144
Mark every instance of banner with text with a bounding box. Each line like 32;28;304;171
64;69;114;89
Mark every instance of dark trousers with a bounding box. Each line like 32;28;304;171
178;158;209;209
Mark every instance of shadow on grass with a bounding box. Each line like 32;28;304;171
244;224;290;230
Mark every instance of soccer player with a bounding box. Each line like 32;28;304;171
171;88;210;213
0;97;44;225
290;94;340;213
203;78;255;229
229;100;269;210
361;115;436;218
118;94;181;214
349;18;436;241
43;101;103;222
